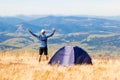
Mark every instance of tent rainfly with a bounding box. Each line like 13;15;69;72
48;46;92;66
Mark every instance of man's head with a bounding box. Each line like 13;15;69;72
41;29;46;34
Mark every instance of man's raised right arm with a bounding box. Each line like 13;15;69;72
27;29;38;38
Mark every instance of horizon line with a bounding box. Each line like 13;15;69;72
0;14;120;17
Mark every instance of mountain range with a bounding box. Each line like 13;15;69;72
0;15;120;56
0;15;120;33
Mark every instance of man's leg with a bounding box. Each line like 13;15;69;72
44;47;48;60
39;47;43;62
39;55;42;62
46;55;48;60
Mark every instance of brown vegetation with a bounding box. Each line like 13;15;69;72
0;51;120;80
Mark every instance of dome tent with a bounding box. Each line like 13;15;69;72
48;46;92;66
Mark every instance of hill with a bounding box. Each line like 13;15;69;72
0;15;120;56
1;16;120;33
29;16;120;33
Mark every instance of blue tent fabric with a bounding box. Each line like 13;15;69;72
74;46;92;64
48;46;92;66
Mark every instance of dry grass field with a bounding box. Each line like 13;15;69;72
0;51;120;80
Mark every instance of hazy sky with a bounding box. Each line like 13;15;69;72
0;0;120;16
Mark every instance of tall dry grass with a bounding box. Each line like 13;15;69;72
0;51;120;80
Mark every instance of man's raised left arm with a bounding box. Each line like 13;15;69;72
46;28;56;38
